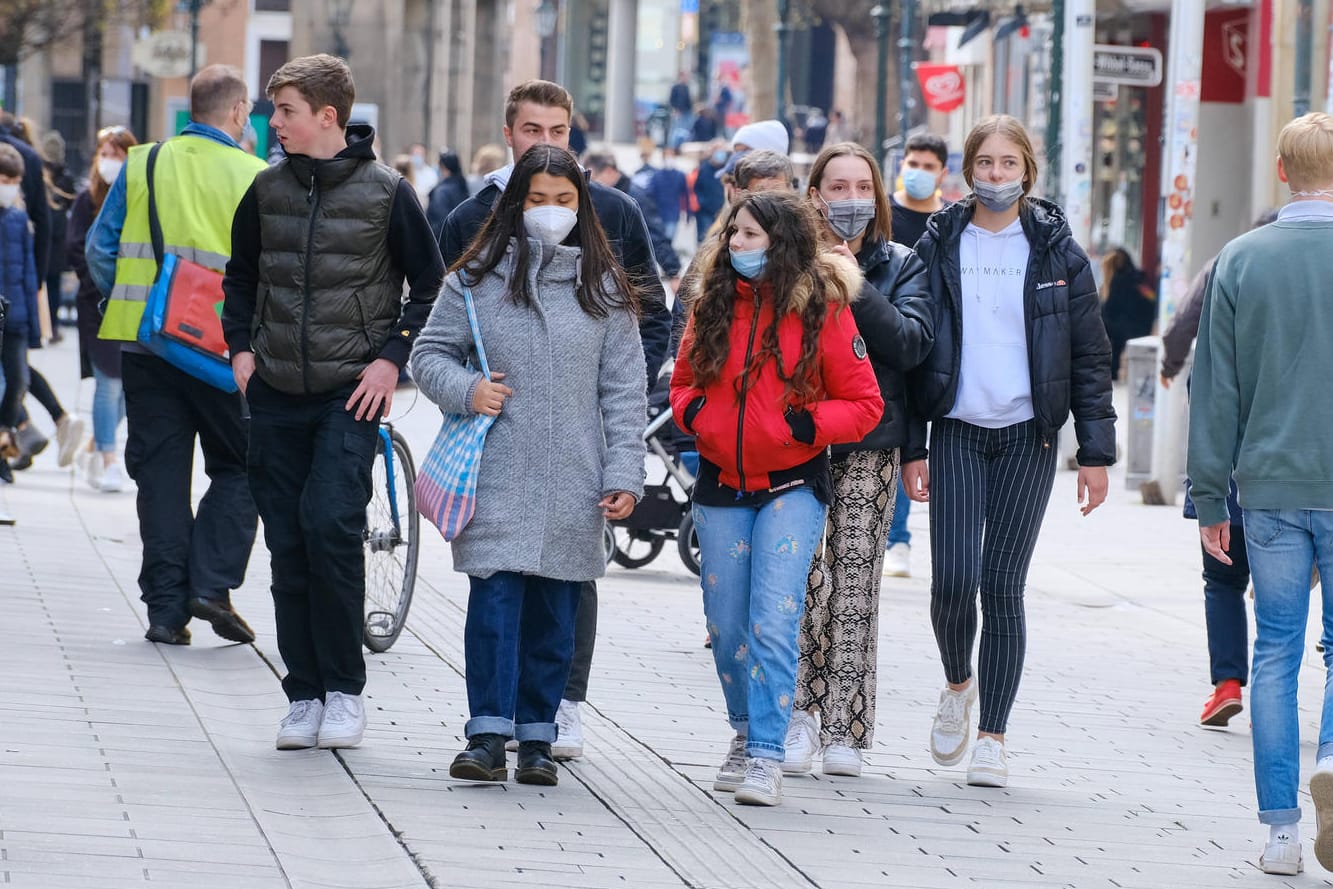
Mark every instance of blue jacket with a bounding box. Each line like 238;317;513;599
0;205;39;346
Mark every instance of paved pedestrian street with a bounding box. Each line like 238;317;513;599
3;340;1331;888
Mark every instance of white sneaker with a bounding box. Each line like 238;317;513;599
552;699;584;760
55;414;86;468
713;732;748;792
1313;767;1333;869
276;699;324;750
782;710;819;774
1260;831;1304;875
966;736;1008;787
930;682;977;766
317;691;366;748
822;744;863;777
99;462;126;493
77;450;103;490
883;542;911;577
734;757;783;806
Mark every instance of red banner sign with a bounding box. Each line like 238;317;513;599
915;64;966;113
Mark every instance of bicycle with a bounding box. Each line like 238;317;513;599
362;421;420;652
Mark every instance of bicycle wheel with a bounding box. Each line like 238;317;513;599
677;512;701;576
363;427;420;652
612;528;665;569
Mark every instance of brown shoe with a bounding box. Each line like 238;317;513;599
189;597;256;644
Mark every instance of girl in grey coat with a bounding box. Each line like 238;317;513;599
410;145;646;787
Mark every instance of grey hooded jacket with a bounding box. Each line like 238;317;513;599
409;240;647;581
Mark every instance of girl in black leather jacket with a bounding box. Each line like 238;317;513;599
903;116;1114;789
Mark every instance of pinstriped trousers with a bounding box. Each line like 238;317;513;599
928;418;1057;735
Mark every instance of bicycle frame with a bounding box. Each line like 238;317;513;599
377;424;402;529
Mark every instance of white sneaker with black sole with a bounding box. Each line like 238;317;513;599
930;682;977;766
276;699;324;750
317;691;366;748
782;710;819;774
966;736;1008;787
713;733;748;792
822;744;863;777
552;699;584;760
735;757;783;806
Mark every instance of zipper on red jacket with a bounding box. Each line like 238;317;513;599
735;287;762;492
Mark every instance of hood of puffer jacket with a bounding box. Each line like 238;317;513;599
924;194;1072;252
696;241;865;312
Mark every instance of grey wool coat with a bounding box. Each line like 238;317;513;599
409;239;647;582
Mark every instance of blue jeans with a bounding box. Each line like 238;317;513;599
694;488;827;760
463;571;581;742
92;366;125;453
886;478;911;547
1244;508;1333;824
1203;528;1250;686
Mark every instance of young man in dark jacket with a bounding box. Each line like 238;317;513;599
439;80;669;763
222;54;445;752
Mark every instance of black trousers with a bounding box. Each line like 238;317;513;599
121;352;258;629
927;418;1057;735
1;329;29;428
246;375;377;702
563;581;597;702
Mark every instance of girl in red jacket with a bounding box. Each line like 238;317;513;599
671;190;883;807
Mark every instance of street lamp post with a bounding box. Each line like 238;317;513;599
1295;0;1313;116
180;0;207;81
775;0;791;125
896;0;914;140
329;0;353;59
871;4;890;157
535;0;559;83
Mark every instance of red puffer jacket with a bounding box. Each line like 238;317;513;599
670;252;884;493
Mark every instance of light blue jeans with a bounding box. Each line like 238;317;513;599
694;488;827;760
92;366;125;453
1244;507;1333;824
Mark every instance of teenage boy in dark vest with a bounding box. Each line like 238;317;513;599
222;54;445;751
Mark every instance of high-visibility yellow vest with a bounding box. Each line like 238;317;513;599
99;135;266;342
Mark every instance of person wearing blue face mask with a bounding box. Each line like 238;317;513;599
691;140;729;244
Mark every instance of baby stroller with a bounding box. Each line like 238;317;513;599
605;372;701;575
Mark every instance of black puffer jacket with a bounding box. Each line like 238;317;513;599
831;238;933;454
905;197;1115;466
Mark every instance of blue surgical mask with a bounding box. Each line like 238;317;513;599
712;150;729;165
729;246;767;279
901;167;938;201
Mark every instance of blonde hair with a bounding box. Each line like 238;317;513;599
1277;112;1333;191
962;114;1039;195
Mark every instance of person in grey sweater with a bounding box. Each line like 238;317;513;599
410;145;646;788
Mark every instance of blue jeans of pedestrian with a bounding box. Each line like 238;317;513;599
463;571;582;743
1203;527;1250;686
92;365;125;453
886;477;911;547
1244;508;1333;825
694;488;827;760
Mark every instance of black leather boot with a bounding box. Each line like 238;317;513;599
449;733;508;782
517;740;559;786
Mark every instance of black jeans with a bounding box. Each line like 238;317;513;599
563;580;597;702
1;329;29;428
246;375;377;702
18;367;65;425
121;352;258;629
1203;527;1251;686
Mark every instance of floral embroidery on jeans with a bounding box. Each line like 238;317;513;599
751;663;767;684
729;538;752;560
733;643;749;663
774;535;800;555
778;594;800;615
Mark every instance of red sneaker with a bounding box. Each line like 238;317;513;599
1200;679;1243;727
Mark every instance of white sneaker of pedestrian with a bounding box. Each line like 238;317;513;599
782;710;819;775
713;732;748;792
552;699;584;760
99;462;126;493
317;691;366;748
930;682;977;766
77;450;103;490
822;744;863;777
883;542;911;577
1312;766;1333;870
276;699;324;750
966;736;1008;787
55;414;86;468
1260;829;1304;875
735;757;783;806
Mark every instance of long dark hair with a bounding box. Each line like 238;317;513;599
688;190;844;403
453;144;637;318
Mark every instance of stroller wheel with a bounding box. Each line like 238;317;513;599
603;525;617;564
678;513;701;576
612;528;665;569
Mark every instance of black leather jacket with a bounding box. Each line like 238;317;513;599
905;197;1115;466
832;238;933;454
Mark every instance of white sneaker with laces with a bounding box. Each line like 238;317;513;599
1260;832;1303;875
56;414;86;468
276;699;324;750
77;450;103;490
713;732;748;792
930;682;977;766
317;691;366;748
735;757;783;806
552;699;584;760
99;462;126;493
966;736;1008;787
822;744;863;777
782;710;819;774
883;542;911;577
